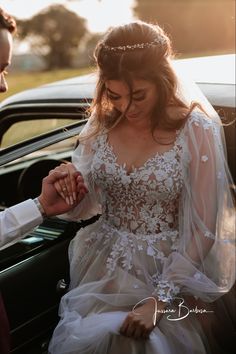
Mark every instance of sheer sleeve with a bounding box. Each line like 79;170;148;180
60;117;102;221
153;111;235;303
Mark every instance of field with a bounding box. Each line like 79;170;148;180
0;67;93;102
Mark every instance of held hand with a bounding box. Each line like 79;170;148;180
52;162;88;205
38;163;88;217
120;298;166;340
38;170;75;217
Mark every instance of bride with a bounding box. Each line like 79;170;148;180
48;21;235;354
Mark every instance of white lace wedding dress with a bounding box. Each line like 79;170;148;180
48;111;235;354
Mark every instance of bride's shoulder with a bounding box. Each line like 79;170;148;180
166;106;216;134
185;110;216;130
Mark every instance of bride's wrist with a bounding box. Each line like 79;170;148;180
155;298;168;309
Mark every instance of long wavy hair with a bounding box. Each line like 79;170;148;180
86;21;200;139
0;7;17;33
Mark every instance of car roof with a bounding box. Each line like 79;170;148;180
173;54;235;85
0;73;96;107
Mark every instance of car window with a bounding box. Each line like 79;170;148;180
2;135;78;171
1;118;76;148
0;131;80;214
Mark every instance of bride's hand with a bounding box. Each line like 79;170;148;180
120;298;166;340
51;162;88;205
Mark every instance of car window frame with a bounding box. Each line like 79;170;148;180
0;119;87;166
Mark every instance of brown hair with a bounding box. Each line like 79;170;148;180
85;21;201;140
0;7;17;34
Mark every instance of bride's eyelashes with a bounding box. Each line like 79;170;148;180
133;95;146;101
107;93;146;102
106;93;120;101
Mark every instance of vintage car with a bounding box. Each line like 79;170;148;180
0;54;235;354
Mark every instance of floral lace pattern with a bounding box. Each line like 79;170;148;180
152;279;180;303
86;129;185;291
100;223;179;276
91;130;185;235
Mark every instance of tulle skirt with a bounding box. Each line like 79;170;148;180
48;284;209;354
48;220;211;354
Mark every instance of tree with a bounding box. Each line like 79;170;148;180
134;0;235;56
18;5;87;69
84;33;103;65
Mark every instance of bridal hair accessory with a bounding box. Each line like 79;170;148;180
102;38;165;52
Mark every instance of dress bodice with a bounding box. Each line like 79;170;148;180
90;130;185;236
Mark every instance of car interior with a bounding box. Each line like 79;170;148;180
0;119;100;353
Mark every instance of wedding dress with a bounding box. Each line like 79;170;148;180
48;110;235;354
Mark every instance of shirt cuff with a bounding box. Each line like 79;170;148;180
11;199;43;225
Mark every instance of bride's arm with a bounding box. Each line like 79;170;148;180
152;112;235;304
53;119;102;221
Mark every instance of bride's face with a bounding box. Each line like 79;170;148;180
0;28;13;93
105;79;158;122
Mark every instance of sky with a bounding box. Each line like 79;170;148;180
0;0;135;33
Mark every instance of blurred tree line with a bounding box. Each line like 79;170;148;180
134;0;235;56
17;5;87;69
16;0;235;70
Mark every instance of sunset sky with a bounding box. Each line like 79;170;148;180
0;0;135;33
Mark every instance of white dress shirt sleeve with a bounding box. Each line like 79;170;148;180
0;199;43;248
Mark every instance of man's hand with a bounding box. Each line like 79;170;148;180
52;163;88;206
38;163;87;217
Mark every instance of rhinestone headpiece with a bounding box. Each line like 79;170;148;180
102;38;165;52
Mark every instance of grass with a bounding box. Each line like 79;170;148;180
1;67;94;101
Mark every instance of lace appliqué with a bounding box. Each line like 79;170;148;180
189;112;213;130
102;224;179;276
91;130;184;235
88;129;185;276
152;279;180;303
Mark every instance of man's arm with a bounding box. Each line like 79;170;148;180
0;166;87;248
0;199;43;247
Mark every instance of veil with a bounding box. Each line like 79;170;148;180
150;62;236;296
157;62;236;353
174;64;218;118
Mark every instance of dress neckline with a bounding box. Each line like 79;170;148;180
102;129;183;176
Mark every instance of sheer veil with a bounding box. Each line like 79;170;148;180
152;60;236;297
168;62;236;353
175;71;217;117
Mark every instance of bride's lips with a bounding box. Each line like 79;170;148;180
126;112;140;119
